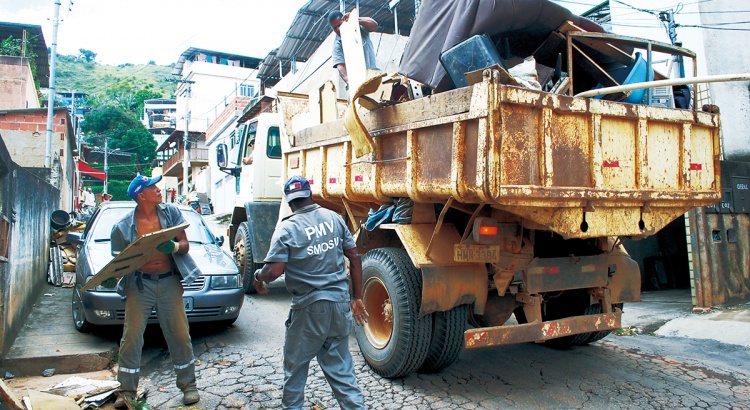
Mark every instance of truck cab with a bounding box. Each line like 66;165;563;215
217;112;285;294
219;112;284;204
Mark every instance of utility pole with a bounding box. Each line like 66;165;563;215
183;86;190;195
659;9;685;78
104;136;108;193
45;0;61;171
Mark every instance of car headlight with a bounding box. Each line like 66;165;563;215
91;276;118;292
210;274;241;290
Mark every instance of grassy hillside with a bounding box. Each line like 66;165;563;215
54;55;177;103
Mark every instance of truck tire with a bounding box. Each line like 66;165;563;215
515;292;623;349
579;303;624;345
234;222;260;294
418;304;468;373
354;248;432;379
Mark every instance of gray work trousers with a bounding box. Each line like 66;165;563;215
117;274;196;394
282;300;366;410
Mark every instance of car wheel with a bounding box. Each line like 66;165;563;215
234;222;261;294
72;288;93;333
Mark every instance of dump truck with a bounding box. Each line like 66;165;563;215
218;33;721;378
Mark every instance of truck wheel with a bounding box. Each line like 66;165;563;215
579;303;624;345
354;248;432;379
72;288;93;333
418;304;468;373
234;222;260;294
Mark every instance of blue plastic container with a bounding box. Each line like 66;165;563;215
595;52;651;104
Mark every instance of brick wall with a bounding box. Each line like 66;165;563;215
0;108;76;210
205;97;252;141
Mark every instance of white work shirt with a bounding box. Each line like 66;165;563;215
84;191;96;207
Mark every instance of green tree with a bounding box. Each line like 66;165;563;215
78;48;97;62
129;89;163;116
82;105;156;175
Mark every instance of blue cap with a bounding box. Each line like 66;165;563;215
127;175;162;200
283;175;311;202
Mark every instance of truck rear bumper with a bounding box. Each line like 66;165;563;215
464;309;621;348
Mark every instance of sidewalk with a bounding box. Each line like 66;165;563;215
1;285;118;378
621;288;750;347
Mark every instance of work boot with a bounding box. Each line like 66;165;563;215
114;391;135;409
183;389;200;405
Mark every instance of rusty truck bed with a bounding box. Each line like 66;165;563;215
283;76;721;239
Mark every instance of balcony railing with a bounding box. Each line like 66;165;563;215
162;148;209;175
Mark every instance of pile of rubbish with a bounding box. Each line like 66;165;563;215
397;0;693;108
48;210;86;287
0;376;122;409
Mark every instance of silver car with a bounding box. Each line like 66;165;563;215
69;201;243;332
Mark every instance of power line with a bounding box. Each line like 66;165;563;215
678;24;750;31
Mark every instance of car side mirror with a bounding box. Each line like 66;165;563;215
216;236;224;247
66;232;84;245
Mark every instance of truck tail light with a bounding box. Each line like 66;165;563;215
472;217;498;244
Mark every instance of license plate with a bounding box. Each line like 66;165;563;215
454;244;501;263
183;297;194;312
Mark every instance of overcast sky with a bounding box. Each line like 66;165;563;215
0;0;310;65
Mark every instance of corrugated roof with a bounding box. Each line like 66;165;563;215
0;22;49;88
172;47;264;77
257;0;417;87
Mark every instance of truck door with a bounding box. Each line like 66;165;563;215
238;121;257;200
258;125;283;199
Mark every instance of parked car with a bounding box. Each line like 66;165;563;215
68;201;243;332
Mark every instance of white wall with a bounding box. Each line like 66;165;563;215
175;62;260;133
276;32;409;98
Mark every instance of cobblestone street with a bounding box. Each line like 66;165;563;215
135;285;750;410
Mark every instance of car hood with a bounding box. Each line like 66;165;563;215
87;242;239;276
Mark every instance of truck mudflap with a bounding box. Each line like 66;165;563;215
464;308;622;348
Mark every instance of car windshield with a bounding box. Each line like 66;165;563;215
90;206;215;245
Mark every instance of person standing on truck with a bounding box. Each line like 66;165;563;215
253;175;369;410
110;175;202;408
329;10;380;85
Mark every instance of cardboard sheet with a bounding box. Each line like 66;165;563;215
80;223;189;291
343;71;385;158
340;7;367;97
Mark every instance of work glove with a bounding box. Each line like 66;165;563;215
101;277;118;288
156;240;178;254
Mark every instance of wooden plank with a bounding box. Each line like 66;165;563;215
0;379;24;410
569;31;696;58
80;223;189;291
532;32;567;68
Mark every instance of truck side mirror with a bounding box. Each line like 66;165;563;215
217;144;228;168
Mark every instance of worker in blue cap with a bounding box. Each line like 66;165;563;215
109;175;201;408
